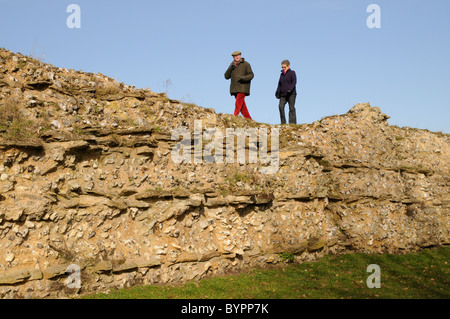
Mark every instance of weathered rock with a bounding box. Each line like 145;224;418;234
42;265;69;279
94;261;113;273
0;269;31;285
308;237;326;251
0;48;448;299
136;258;162;268
112;261;138;273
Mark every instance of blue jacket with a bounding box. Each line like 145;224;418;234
276;69;297;97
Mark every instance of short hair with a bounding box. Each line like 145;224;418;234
281;60;290;66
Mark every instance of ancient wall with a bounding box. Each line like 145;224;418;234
0;48;448;298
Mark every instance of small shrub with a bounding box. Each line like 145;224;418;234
278;252;295;263
0;97;42;140
95;81;121;98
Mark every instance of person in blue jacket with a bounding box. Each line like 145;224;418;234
275;60;297;124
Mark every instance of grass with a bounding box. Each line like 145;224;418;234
82;245;449;299
0;97;43;140
225;171;253;186
95;81;121;98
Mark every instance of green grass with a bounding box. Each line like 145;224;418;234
0;99;44;141
82;246;449;299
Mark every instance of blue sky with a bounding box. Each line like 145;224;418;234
1;0;449;133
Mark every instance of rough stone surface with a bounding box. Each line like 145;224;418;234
0;48;449;298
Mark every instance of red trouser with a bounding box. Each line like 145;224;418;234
234;93;252;119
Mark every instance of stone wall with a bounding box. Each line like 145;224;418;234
0;48;449;298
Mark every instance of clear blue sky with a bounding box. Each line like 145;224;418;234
1;0;449;133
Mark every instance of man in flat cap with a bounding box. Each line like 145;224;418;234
224;51;254;119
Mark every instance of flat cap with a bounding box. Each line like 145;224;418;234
231;51;242;56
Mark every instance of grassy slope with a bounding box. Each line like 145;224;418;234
83;246;449;299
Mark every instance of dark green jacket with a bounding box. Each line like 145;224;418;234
224;58;254;96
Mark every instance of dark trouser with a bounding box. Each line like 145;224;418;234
279;94;297;124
